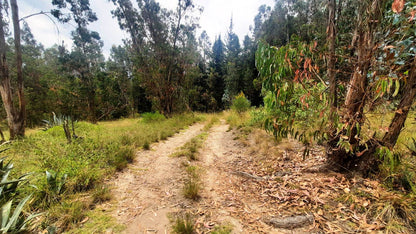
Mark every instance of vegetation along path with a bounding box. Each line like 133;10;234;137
111;122;204;232
107;119;305;233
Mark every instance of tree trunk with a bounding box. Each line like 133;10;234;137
327;0;386;173
0;0;25;140
11;0;25;136
327;0;337;128
342;0;384;140
382;56;416;149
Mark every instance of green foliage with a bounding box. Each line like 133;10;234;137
377;147;416;193
92;186;112;204
256;39;328;145
0;158;38;233
2;114;200;230
231;92;251;114
141;112;166;123
38;170;68;205
183;178;200;200
142;141;150;150
0;195;37;233
248;107;268;127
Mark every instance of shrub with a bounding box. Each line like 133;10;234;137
141;112;166;123
231;92;251;114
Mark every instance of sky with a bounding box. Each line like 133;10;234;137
19;0;274;58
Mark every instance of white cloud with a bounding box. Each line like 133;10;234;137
18;0;274;58
159;0;275;42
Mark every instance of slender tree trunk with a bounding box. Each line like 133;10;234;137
327;0;337;127
0;0;25;139
382;56;416;149
11;0;25;136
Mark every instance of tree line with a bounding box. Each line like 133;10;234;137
0;0;272;139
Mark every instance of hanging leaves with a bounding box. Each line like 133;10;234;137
256;39;329;145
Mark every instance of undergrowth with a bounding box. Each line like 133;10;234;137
1;113;202;232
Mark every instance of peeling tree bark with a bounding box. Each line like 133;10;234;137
327;0;386;172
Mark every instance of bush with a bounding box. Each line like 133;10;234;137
141;112;166;123
231;92;251;114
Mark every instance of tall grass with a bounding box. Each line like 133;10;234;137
1;113;202;231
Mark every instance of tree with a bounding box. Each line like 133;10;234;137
209;36;226;110
111;0;201;115
52;0;104;123
0;0;26;139
224;17;242;104
256;0;416;174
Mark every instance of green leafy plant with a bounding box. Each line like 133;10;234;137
231;92;251;114
0;195;39;233
45;171;67;197
0;158;39;233
256;39;328;146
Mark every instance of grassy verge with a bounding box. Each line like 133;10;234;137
2;113;202;232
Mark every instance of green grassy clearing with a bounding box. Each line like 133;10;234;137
1;113;203;232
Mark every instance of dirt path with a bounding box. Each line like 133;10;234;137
109;120;289;233
111;123;204;233
195;121;246;232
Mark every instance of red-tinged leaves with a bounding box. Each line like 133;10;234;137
294;69;300;82
392;0;405;13
410;10;416;21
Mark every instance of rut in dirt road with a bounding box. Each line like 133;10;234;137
196;121;246;232
110;123;204;233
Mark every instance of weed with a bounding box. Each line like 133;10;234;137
186;165;200;180
49;200;88;231
172;133;207;161
183;179;200;200
171;213;194;234
92;186;112;204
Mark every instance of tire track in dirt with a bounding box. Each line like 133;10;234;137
110;123;204;233
197;121;245;233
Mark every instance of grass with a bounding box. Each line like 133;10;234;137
172;133;207;161
211;223;233;234
171;213;195;234
183;178;200;200
1;113;202;232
